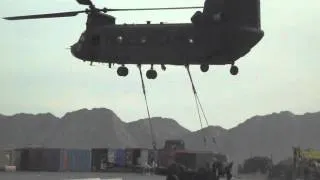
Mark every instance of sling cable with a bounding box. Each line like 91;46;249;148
185;65;218;150
137;64;157;151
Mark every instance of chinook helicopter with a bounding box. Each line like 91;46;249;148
3;0;264;79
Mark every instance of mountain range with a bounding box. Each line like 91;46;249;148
0;108;319;164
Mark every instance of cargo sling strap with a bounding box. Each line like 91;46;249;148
185;65;211;147
138;64;157;150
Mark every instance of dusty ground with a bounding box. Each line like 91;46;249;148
237;174;269;180
0;172;269;180
0;172;165;180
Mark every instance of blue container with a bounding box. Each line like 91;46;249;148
60;149;91;172
115;149;125;167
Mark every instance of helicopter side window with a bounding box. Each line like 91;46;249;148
80;34;86;42
116;36;124;44
188;38;194;44
140;36;147;44
212;12;224;23
91;34;100;46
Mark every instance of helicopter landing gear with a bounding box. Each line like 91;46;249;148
146;65;157;79
230;65;239;75
146;70;157;79
117;65;128;77
200;64;209;72
161;64;166;71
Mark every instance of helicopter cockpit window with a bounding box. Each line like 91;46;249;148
80;33;86;42
91;34;100;46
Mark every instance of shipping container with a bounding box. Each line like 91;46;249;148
125;149;133;167
15;148;64;172
128;148;150;166
107;149;116;165
60;149;91;172
139;149;149;165
148;149;157;164
132;149;141;165
115;149;125;167
0;149;12;171
19;148;29;171
42;148;62;172
21;148;44;171
157;149;175;168
13;149;22;170
91;148;108;172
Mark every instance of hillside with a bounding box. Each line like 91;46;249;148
219;111;320;163
0;108;320;164
0;113;59;148
181;125;227;151
127;117;191;148
46;108;138;149
0;108;190;149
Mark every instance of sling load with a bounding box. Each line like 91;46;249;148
137;64;157;151
185;65;218;150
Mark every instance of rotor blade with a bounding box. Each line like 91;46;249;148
106;6;203;12
3;10;86;20
76;0;93;6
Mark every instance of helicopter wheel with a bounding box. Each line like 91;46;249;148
117;66;129;77
230;65;239;75
146;69;157;79
200;64;209;72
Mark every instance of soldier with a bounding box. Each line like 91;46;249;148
216;161;223;179
177;164;188;180
212;161;218;180
167;163;180;180
193;168;207;180
225;162;233;180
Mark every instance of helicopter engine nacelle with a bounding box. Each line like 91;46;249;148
191;11;204;26
202;0;262;29
202;0;224;24
86;13;116;28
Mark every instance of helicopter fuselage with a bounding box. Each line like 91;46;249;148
71;22;263;66
3;0;264;77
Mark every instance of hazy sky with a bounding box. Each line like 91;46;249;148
0;0;319;131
